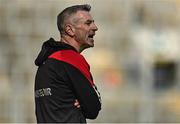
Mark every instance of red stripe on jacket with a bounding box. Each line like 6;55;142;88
48;50;94;86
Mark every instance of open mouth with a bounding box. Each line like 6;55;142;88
88;34;95;38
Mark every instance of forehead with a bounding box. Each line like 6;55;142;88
74;10;93;21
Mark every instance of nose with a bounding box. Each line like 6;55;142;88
92;23;98;31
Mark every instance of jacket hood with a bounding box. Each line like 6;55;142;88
35;38;77;66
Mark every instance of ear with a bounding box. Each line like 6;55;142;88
64;24;75;37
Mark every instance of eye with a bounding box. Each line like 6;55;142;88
85;20;94;26
85;22;91;26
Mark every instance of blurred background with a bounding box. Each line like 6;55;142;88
0;0;180;123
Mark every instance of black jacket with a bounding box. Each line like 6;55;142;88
34;38;101;123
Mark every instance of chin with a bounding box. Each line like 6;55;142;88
83;44;94;50
89;41;94;47
91;44;94;47
89;43;94;48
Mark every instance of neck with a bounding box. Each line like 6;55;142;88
61;36;81;53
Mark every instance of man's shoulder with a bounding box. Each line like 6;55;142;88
48;50;87;65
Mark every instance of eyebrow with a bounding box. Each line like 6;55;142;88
85;19;94;23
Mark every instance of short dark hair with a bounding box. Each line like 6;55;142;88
57;4;91;35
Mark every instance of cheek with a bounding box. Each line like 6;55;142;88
75;32;84;42
74;28;89;41
77;31;88;39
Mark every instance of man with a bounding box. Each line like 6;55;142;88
34;4;101;123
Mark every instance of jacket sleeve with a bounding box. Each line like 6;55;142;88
64;64;101;119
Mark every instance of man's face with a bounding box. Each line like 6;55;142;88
72;11;98;50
